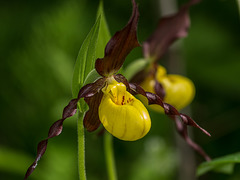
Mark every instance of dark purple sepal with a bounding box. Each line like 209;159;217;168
95;0;140;77
143;0;200;61
80;78;106;131
84;91;103;132
129;82;211;161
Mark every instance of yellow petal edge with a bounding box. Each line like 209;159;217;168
99;81;151;141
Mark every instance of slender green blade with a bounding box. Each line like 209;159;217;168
197;152;240;176
72;16;101;111
72;1;111;112
81;1;111;86
96;0;111;59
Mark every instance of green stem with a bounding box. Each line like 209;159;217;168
104;132;118;180
78;112;87;180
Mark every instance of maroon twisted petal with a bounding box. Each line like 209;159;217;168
24;78;105;179
129;83;211;161
24;100;78;180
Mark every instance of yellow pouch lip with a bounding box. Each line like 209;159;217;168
99;82;151;141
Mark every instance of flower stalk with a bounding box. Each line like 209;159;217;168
78;112;87;180
104;132;118;180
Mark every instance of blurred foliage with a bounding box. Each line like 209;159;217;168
0;0;240;180
197;152;240;176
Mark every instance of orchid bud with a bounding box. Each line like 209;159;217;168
99;80;151;141
141;65;195;112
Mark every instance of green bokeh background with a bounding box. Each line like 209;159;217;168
0;0;240;179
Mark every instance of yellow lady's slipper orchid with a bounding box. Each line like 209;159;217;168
141;65;195;112
99;80;151;141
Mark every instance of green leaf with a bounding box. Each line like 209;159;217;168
72;1;111;112
82;1;111;86
96;0;111;59
72;15;101;112
197;152;240;176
